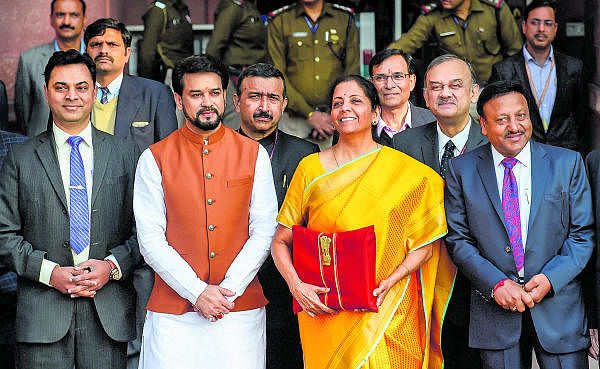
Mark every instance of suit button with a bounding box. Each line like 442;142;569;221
208;225;215;231
205;173;212;179
64;241;70;248
203;149;209;155
505;246;511;253
210;252;216;258
207;198;213;205
62;208;67;215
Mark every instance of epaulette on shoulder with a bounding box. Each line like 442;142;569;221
480;0;503;9
152;1;166;9
331;3;355;15
231;0;243;5
421;2;439;14
268;4;294;18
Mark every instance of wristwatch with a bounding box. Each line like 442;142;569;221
106;259;121;281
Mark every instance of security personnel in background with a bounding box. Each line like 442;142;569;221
139;0;194;83
267;0;359;148
206;0;268;130
388;0;522;83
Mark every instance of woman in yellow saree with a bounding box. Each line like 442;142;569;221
270;75;456;369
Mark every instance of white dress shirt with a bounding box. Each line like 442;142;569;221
491;142;532;277
134;144;278;305
437;119;472;163
95;73;123;103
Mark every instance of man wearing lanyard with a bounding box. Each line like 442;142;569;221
15;0;87;137
393;54;488;369
233;63;318;369
490;0;587;154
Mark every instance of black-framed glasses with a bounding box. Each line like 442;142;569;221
528;19;555;27
372;72;411;84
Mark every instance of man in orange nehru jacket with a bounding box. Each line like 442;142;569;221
133;54;278;369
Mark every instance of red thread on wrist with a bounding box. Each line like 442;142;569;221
493;279;509;294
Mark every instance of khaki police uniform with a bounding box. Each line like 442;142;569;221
139;0;194;82
267;2;359;143
389;0;522;82
206;0;268;131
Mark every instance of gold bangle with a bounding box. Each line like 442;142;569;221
307;111;315;119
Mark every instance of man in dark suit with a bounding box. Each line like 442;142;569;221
445;80;594;368
233;63;318;369
489;0;587;154
0;50;140;369
84;18;177;152
15;0;87;136
0;130;27;369
393;54;487;369
83;17;178;368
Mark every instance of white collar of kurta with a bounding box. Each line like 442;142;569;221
491;140;531;169
437;117;471;155
95;72;124;101
52;121;93;149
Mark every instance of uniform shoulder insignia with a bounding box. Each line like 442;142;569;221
480;0;503;8
153;1;166;9
420;2;439;14
268;4;294;18
232;0;243;5
331;3;355;15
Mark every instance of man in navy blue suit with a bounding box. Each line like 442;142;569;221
444;80;594;369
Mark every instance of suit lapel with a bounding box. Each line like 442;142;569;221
476;145;505;223
114;74;141;138
549;52;565;125
90;128;112;207
35;132;68;211
526;142;549;237
464;119;487;152
422;123;440;172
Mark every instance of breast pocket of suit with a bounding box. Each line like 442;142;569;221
544;191;569;229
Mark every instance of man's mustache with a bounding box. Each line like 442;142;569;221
94;55;114;63
196;107;218;119
505;130;526;138
59;25;75;30
436;97;457;105
253;111;273;120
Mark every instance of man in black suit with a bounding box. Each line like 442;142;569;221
489;0;587;154
393;54;487;369
0;50;140;369
233;63;318;369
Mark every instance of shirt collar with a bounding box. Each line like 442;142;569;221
437;118;471;154
523;44;554;67
96;73;124;101
53;121;93;149
491;140;531;169
377;102;413;136
54;38;86;54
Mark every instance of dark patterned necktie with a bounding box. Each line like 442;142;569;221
440;140;456;180
99;87;109;104
501;158;524;272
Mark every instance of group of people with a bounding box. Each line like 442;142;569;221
0;0;595;369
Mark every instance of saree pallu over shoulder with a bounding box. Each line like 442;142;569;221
277;147;456;369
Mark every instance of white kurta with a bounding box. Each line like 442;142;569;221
134;144;278;369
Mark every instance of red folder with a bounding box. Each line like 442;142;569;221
292;225;378;313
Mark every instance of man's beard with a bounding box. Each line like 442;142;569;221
183;103;223;131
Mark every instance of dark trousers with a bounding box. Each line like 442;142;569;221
16;298;126;369
480;310;588;369
442;319;483;369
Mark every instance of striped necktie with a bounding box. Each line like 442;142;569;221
67;136;89;254
99;87;109;104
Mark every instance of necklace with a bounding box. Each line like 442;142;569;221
332;146;340;168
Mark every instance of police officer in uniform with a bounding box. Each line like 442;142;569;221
207;0;268;130
139;0;194;83
267;0;359;148
389;0;522;83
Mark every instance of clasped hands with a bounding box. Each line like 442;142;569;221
193;285;236;322
49;259;112;298
493;274;551;313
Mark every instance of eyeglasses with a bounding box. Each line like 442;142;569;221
528;19;555;27
372;73;411;84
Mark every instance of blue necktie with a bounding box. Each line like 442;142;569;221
440;140;456;181
99;87;109;104
67;136;89;254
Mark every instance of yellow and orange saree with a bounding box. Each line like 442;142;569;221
277;146;456;369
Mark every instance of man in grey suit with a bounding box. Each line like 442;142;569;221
0;50;140;369
15;0;87;136
445;80;594;368
393;54;487;369
84;18;177;151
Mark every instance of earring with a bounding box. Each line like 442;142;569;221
372;120;378;126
